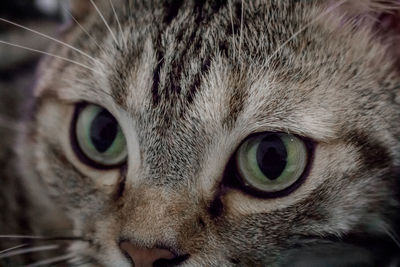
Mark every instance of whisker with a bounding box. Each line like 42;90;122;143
228;0;236;59
127;0;133;23
25;253;74;267
0;18;101;65
0;235;48;240
62;7;105;53
382;224;400;249
0;245;59;260
239;0;245;75
0;235;88;242
0;244;28;254
238;0;244;59
0;40;102;74
109;0;126;45
89;0;119;46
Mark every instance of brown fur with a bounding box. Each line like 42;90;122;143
1;0;400;266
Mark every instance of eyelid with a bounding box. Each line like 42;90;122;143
222;132;315;199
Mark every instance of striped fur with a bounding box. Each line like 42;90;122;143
2;0;400;266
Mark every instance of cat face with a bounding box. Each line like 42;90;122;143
18;0;400;266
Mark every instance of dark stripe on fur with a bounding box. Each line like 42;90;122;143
163;0;185;24
187;56;212;104
223;78;248;129
111;66;129;108
345;130;391;169
157;1;229;108
114;164;128;200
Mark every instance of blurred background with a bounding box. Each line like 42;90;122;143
0;1;65;245
0;0;65;155
0;3;73;265
0;0;64;112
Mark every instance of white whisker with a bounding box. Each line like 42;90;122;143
0;235;88;242
228;0;236;59
0;235;46;240
0;18;101;65
0;245;59;260
25;253;74;267
382;224;400;249
239;0;244;74
238;0;244;59
63;7;105;53
0;244;28;254
0;40;102;74
90;0;119;46
109;0;126;45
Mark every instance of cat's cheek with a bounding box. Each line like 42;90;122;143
68;218;133;267
63;143;122;192
34;100;122;196
222;143;359;224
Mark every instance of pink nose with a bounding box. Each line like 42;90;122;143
119;241;176;267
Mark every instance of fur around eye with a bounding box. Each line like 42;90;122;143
3;0;400;266
71;103;128;169
232;133;312;198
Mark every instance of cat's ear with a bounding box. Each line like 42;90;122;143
68;0;92;21
326;0;400;64
330;0;400;34
335;0;400;16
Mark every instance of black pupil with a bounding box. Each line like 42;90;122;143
256;134;287;180
90;109;118;153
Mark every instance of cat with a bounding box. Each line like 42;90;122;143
1;0;400;266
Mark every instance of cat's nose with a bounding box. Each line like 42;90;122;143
119;241;176;267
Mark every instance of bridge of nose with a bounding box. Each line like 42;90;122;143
118;184;203;242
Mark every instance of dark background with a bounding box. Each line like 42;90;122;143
0;0;64;126
0;0;64;172
0;3;69;265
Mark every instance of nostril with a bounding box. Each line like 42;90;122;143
153;254;190;267
119;241;181;267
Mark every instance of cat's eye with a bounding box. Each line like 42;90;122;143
234;133;309;196
72;104;128;168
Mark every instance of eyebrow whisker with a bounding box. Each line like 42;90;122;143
239;0;245;75
89;0;119;46
109;0;127;45
62;7;106;54
228;0;237;59
0;17;102;66
0;40;102;74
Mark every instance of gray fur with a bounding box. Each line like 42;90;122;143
1;0;400;266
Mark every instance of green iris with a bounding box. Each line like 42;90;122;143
75;104;127;167
235;133;307;193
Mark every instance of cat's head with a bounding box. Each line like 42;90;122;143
18;0;400;266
